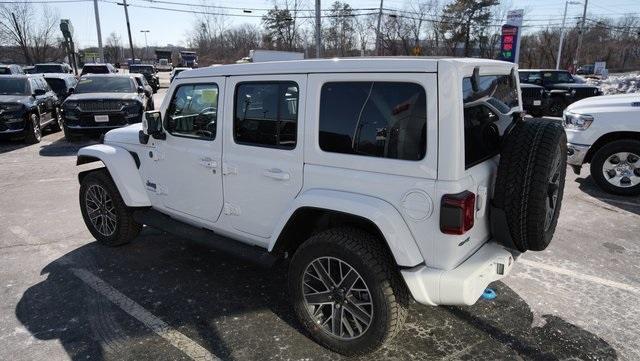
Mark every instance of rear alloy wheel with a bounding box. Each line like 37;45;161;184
590;140;640;196
289;227;408;356
24;113;42;144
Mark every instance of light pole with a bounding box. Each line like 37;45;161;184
93;0;104;62
556;0;581;70
117;0;135;61
573;0;589;71
140;30;150;61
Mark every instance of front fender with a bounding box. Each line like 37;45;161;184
269;189;425;267
77;144;151;207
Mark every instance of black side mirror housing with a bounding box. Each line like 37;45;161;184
137;86;145;94
143;111;165;140
68;87;75;94
33;88;46;96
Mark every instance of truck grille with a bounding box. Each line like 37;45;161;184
521;87;542;100
78;100;123;112
572;88;599;100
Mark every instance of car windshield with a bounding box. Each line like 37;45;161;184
34;65;63;73
129;66;153;74
82;65;109;74
74;77;134;93
543;71;574;84
0;78;29;95
45;78;67;94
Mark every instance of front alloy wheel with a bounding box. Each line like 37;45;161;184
590;139;640;196
601;152;640;189
84;184;118;237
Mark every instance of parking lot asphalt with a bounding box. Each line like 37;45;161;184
1;74;639;360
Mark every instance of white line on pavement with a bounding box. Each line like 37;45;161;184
71;268;219;361
518;259;640;296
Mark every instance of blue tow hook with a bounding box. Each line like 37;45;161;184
482;288;497;300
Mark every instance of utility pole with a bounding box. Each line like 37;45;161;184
556;1;581;70
375;0;384;55
117;0;135;61
573;0;589;71
140;30;150;61
93;0;104;62
315;0;321;58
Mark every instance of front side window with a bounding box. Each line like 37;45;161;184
234;82;298;149
319;81;426;161
165;83;218;140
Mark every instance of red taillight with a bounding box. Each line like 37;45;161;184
440;191;476;235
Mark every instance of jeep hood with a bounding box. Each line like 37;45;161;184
0;95;31;104
566;93;640;116
551;83;598;89
65;93;140;102
104;123;143;145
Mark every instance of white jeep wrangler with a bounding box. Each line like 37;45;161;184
76;58;567;356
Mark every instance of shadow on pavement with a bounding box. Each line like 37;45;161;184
38;137;97;157
16;228;618;361
575;175;640;215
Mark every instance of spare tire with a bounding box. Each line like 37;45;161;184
492;118;567;252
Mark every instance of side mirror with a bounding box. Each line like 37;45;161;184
143;111;165;139
68;87;75;95
33;88;46;96
471;66;480;92
137;86;145;94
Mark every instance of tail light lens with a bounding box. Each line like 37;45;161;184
440;191;476;235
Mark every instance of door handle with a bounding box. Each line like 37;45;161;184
199;157;217;169
263;168;290;181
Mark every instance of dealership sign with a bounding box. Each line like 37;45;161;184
500;25;519;63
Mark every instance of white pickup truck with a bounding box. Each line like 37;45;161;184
564;93;640;195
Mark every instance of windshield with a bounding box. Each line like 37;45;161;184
82;65;109;74
34;65;63;73
0;78;29;95
75;77;134;93
129;66;153;74
543;71;574;84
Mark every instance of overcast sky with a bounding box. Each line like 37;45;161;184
47;0;640;49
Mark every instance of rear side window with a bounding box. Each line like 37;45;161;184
319;82;426;161
462;74;517;168
234;82;299;149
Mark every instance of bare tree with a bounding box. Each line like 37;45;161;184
105;32;122;64
324;2;356;57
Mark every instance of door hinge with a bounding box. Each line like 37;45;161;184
223;202;241;216
222;163;237;176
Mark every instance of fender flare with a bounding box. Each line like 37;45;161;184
77;144;151;207
269;189;425;267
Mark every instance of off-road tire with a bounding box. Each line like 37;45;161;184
590;139;640;196
79;169;142;246
493;118;567;252
288;227;408;356
24;113;42;144
50;107;63;132
63;124;79;142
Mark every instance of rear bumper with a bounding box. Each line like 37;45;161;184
401;242;516;306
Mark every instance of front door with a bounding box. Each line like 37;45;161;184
222;75;306;243
152;77;225;223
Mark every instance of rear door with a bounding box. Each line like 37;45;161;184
222;75;305;243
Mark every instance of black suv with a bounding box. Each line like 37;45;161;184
0;75;62;143
128;64;159;93
34;63;73;74
519;69;602;116
60;74;147;141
